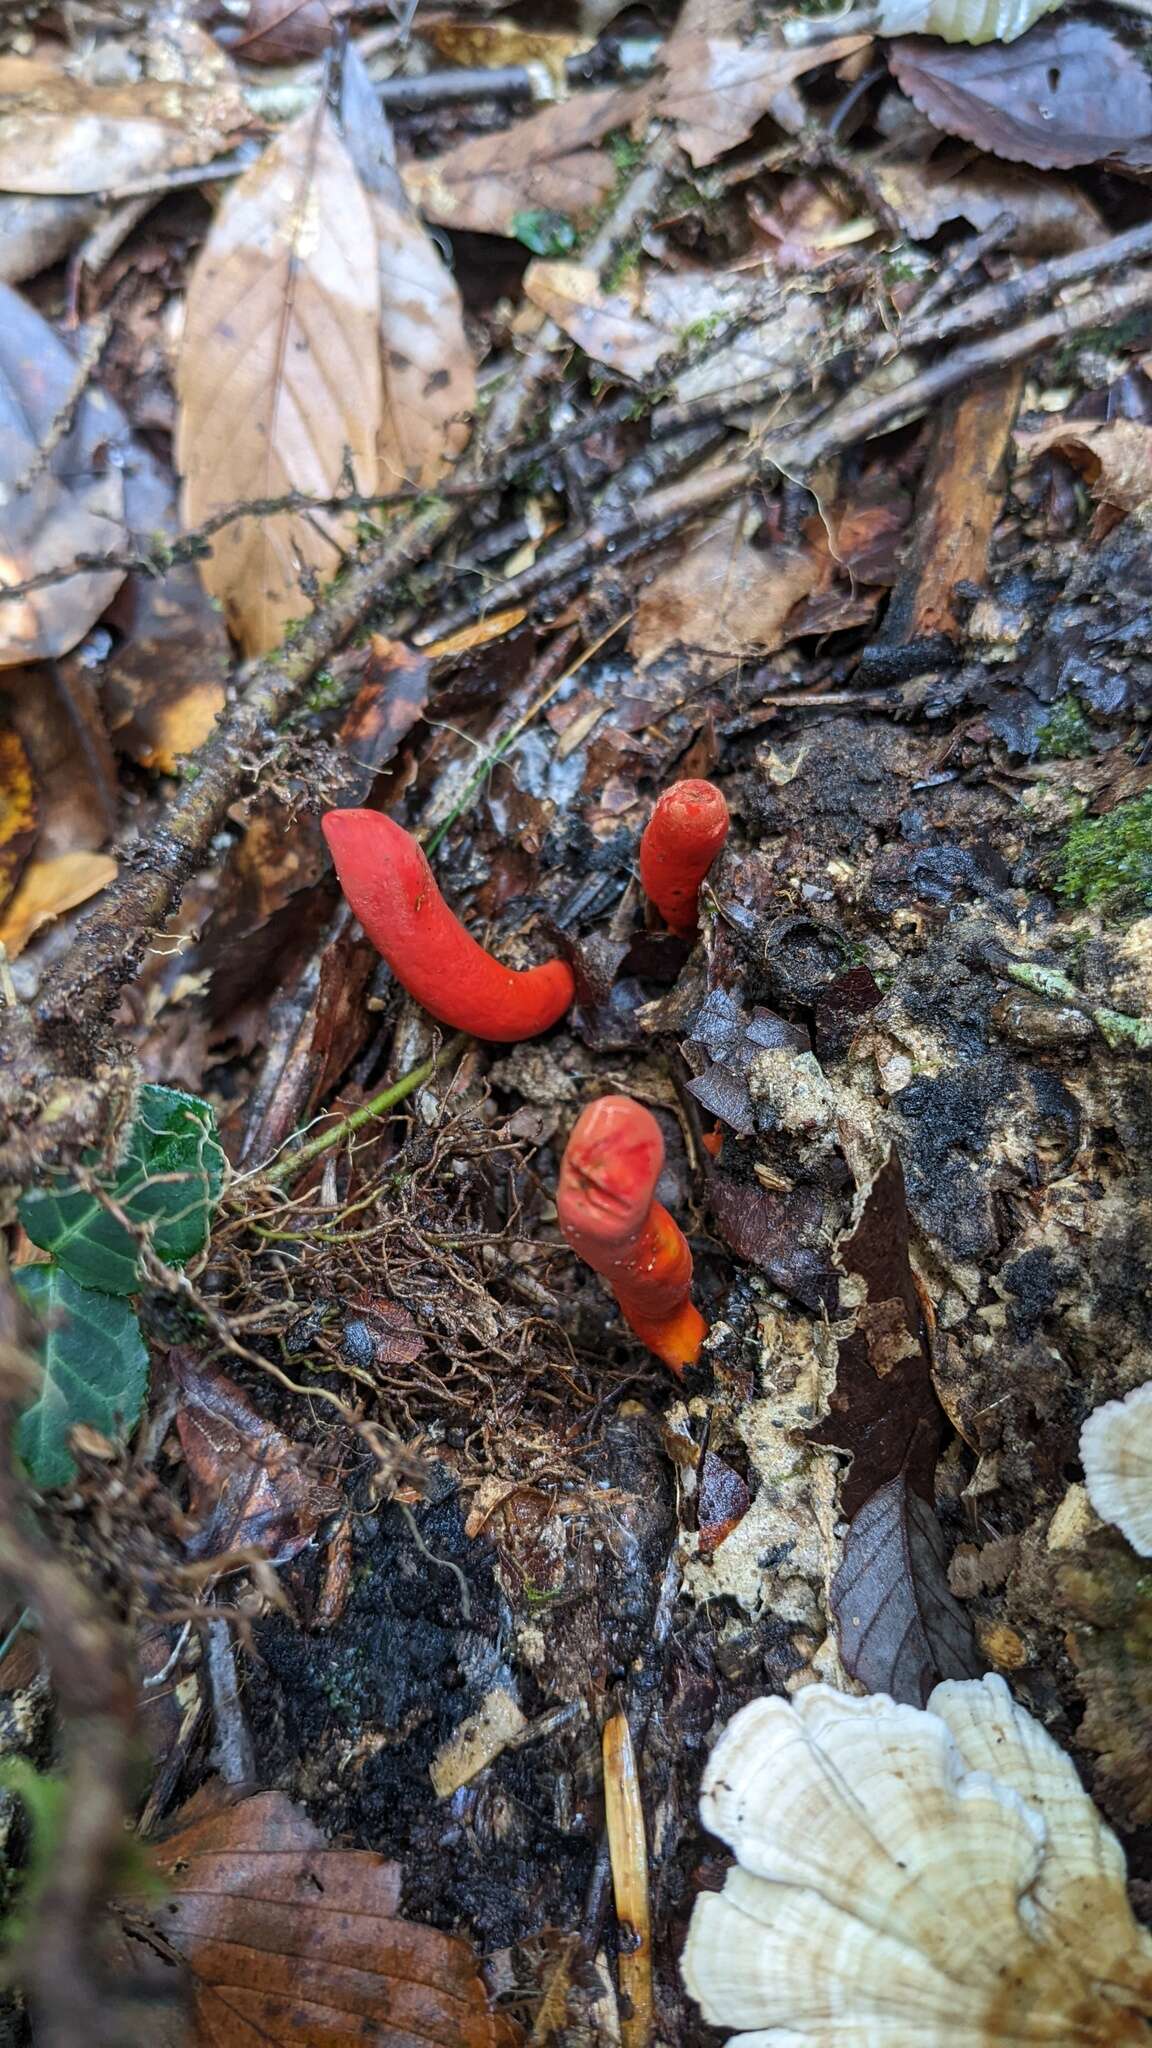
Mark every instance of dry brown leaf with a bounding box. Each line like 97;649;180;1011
0;283;130;666
873;156;1104;255
340;48;475;490
424;19;592;82
135;1790;521;2046
223;0;348;63
657;31;871;167
1;662;117;861
402;88;645;236
175;1360;343;1563
177;99;383;656
0;849;116;957
632;502;820;669
1016;420;1152;516
0;725;36;915
0;39;248;195
889;23;1152;171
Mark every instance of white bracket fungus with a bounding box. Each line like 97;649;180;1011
683;1675;1152;2045
1080;1382;1152;1559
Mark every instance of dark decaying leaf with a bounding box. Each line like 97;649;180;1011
0;283;130;664
632;504;821;670
697;1449;751;1556
132;1791;521;2046
341;1298;426;1371
220;0;348;63
831;1474;983;1705
814;1147;942;1515
710;1175;837;1313
13;1265;149;1491
175;1361;343;1563
872;156;1105;257
98;439;230;773
813;965;884;1060
683;987;808;1137
1;662;117;858
0;654;119;954
888;24;1152;172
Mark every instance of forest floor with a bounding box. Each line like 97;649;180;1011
0;2;1151;2043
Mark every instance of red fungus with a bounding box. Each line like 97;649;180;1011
557;1094;706;1376
322;808;574;1042
639;779;730;937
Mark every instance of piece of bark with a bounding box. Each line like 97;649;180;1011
874;366;1024;646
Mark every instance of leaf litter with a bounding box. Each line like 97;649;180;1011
0;6;1151;2046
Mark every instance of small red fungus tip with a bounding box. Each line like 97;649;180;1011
321;807;574;1043
639;780;729;937
558;1094;707;1377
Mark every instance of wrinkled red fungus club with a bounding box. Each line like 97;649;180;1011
558;1094;707;1376
322;808;575;1042
639;780;730;937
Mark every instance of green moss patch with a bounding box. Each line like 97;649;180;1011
1058;791;1152;917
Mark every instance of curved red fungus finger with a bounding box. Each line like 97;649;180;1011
322;808;574;1043
639;780;730;937
558;1094;706;1376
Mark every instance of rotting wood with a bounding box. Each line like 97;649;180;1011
880;367;1026;647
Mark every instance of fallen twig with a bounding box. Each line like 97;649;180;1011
258;1032;470;1185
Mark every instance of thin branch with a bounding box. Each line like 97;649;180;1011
259;1033;470;1186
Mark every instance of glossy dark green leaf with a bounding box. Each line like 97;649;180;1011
18;1084;224;1295
13;1266;149;1489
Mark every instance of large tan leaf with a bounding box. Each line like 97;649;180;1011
402;88;646;236
656;31;871;166
631;502;821;669
0;38;248;195
340;48;474;490
133;1790;521;2045
0;282;130;666
177;100;383;656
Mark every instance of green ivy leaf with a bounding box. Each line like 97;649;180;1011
18;1085;224;1295
13;1266;149;1489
